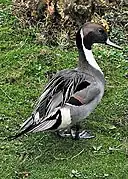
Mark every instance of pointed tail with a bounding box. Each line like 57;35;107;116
8;109;63;140
7;116;35;140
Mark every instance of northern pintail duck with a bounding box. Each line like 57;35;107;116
14;22;121;139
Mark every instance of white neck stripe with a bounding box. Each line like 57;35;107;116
80;29;103;74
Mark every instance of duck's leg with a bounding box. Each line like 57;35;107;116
70;123;80;139
56;125;79;138
56;124;95;139
56;128;71;138
70;124;95;140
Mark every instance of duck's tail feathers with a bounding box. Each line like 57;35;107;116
7;116;35;140
29;109;62;133
31;106;71;133
8;109;62;140
20;115;35;132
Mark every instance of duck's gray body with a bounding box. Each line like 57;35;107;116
14;22;121;139
18;62;104;135
37;67;104;121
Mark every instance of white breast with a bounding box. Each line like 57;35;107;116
58;107;71;129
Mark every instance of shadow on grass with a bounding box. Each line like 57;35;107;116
12;132;92;164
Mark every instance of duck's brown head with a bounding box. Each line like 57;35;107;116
76;22;122;51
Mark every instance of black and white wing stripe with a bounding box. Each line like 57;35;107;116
17;69;92;135
33;70;90;118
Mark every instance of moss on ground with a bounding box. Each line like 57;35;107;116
0;2;128;179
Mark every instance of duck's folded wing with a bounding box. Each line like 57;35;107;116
31;74;65;119
32;70;84;118
67;83;101;106
16;71;96;135
18;72;74;134
25;84;101;133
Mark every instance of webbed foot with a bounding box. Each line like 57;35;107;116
71;129;95;140
56;127;95;140
56;129;71;138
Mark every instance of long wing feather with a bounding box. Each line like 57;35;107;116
32;70;92;121
14;69;95;137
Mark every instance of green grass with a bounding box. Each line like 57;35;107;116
0;3;128;179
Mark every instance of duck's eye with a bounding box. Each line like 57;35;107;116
98;28;104;34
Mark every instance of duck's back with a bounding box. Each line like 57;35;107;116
33;68;104;119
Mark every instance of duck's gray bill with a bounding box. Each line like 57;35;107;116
106;38;122;49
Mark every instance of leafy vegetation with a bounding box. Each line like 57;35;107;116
12;0;128;46
0;2;128;179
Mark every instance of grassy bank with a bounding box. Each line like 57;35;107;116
0;2;128;179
